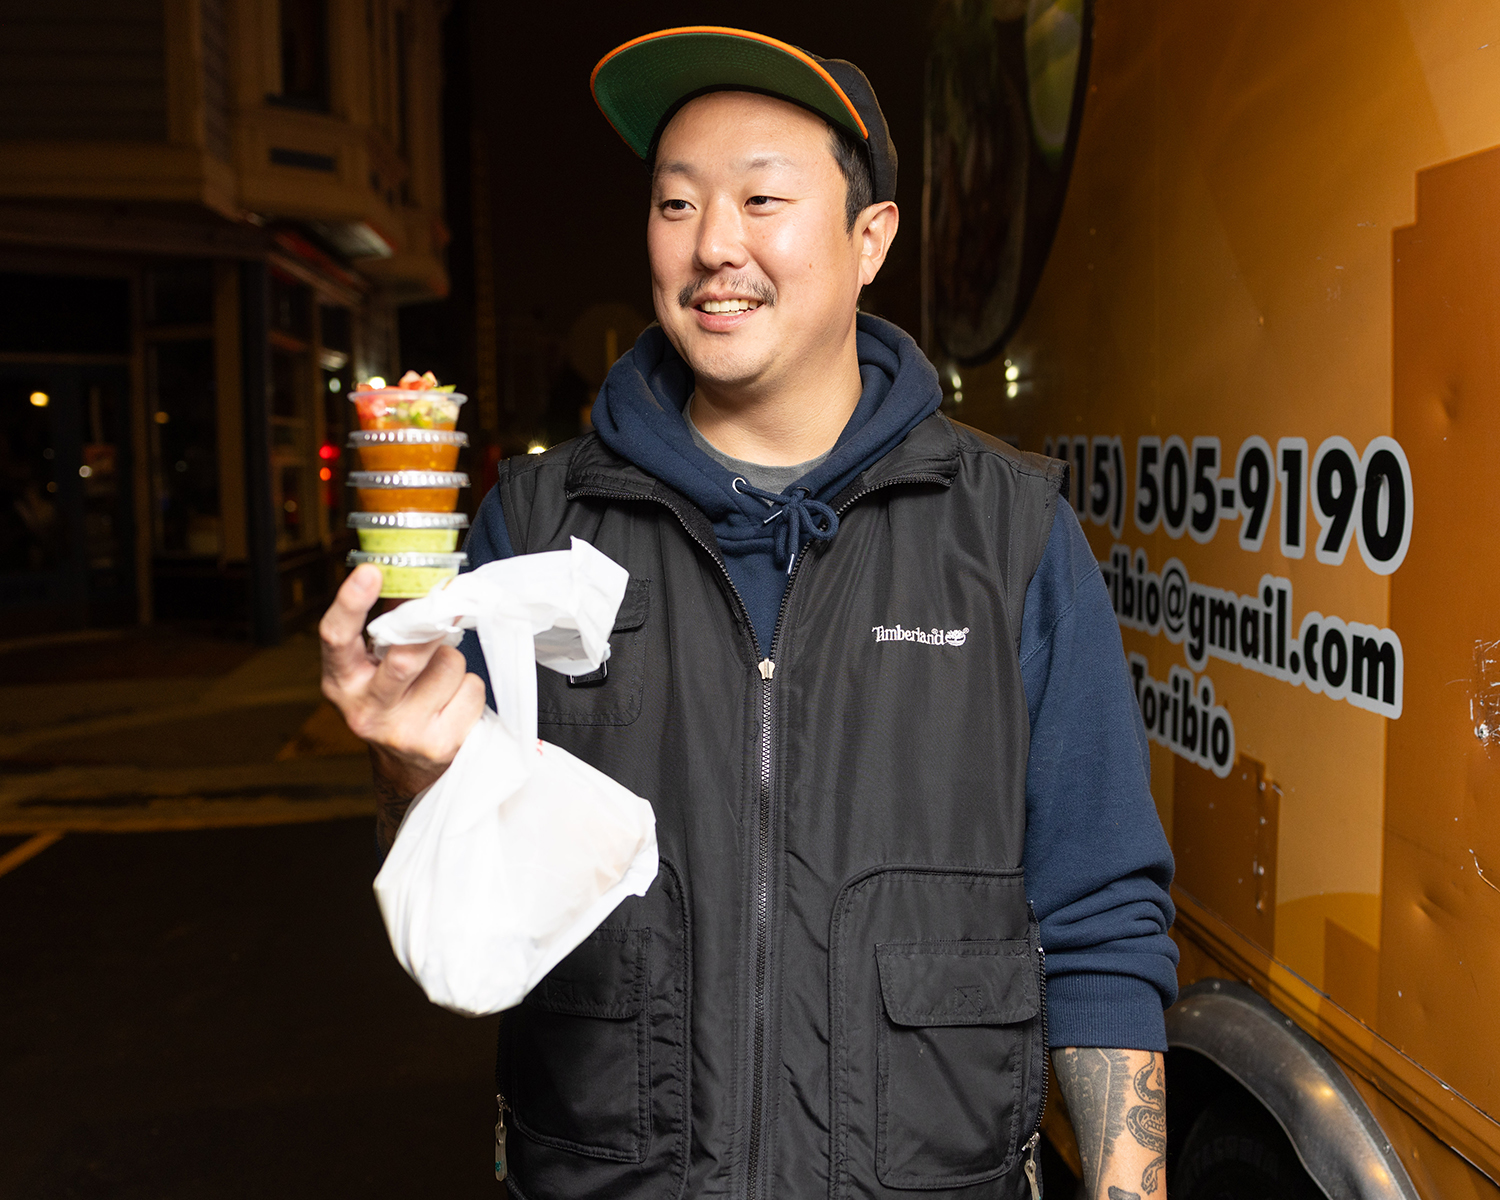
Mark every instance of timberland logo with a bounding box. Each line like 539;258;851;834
872;623;970;647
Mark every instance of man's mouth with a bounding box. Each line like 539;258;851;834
679;276;776;314
698;298;763;314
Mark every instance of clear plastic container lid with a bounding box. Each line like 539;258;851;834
347;511;470;529
347;429;469;447
346;470;469;488
347;550;468;568
350;388;468;404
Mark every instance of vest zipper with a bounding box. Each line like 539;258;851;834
741;475;947;1196
1026;901;1050;1195
743;545;810;1199
569;484;787;1198
1036;943;1050;1121
564;487;765;656
494;1093;509;1182
829;472;950;518
569;473;950;1200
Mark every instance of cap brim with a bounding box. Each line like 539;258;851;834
592;27;868;160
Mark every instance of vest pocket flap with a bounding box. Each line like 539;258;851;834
612;578;650;632
876;939;1038;1027
526;928;647;1019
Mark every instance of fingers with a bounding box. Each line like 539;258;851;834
350;645;478;757
319;566;383;689
394;669;487;766
437;671;488;741
397;644;472;716
422;673;486;763
365;637;454;710
317;573;483;786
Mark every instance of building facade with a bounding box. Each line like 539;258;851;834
0;0;455;642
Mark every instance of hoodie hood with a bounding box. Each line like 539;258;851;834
590;313;943;562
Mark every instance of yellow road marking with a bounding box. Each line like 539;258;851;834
0;830;63;878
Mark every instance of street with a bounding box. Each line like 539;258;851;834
1;630;501;1199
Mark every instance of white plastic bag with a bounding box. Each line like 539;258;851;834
368;537;659;1016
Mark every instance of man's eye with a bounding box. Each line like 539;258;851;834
747;195;776;207
659;198;690;213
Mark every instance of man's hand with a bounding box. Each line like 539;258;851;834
319;565;486;850
1053;1048;1166;1199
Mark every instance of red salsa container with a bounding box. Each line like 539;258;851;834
351;387;467;431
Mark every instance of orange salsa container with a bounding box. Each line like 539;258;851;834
348;429;468;472
347;470;469;514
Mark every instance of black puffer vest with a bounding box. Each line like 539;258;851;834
492;413;1066;1200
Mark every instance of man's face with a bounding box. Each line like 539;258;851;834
648;91;869;394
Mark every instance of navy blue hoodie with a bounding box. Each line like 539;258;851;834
462;314;1177;1050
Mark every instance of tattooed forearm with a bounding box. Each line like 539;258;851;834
1054;1048;1131;1192
1053;1048;1166;1198
372;751;417;853
1127;1058;1167;1192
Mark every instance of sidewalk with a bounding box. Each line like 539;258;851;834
0;627;373;836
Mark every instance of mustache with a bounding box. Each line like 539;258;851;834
676;275;777;309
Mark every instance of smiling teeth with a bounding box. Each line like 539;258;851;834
701;299;760;313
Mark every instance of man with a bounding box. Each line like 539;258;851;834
321;27;1175;1200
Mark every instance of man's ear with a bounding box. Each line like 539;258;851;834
856;201;900;287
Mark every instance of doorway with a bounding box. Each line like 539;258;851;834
0;365;137;633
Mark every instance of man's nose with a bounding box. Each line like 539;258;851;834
693;196;748;274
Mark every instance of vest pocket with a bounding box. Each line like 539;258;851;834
830;867;1044;1197
536;576;649;726
874;940;1038;1188
508;927;650;1162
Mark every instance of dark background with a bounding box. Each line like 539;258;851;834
1;820;501;1199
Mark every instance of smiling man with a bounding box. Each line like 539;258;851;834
319;26;1176;1200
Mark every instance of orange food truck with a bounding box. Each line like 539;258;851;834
921;2;1500;1196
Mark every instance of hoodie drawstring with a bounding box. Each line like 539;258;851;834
732;478;840;573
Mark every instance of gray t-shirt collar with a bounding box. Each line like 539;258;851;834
684;402;830;495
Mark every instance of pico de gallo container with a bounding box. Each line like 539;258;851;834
347;470;468;513
348;510;469;553
346;550;467;599
351;387;467;431
348;428;469;472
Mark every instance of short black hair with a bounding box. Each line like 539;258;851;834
827;121;874;233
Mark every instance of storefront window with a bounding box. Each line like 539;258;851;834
278;464;304;542
82;377;128;577
144;263;218;559
0;272;134;628
148;339;219;556
144;263;213;327
319;303;353;527
268;271;318;550
0;377;65;573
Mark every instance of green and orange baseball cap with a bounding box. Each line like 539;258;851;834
591;26;898;203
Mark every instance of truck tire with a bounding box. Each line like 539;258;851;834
1173;1095;1322;1200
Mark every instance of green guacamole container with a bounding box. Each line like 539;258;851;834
346;550;467;599
348;511;469;553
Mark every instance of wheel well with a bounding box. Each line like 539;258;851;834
1165;979;1420;1200
1166;1046;1305;1187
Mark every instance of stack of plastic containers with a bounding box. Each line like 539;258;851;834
345;371;470;598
